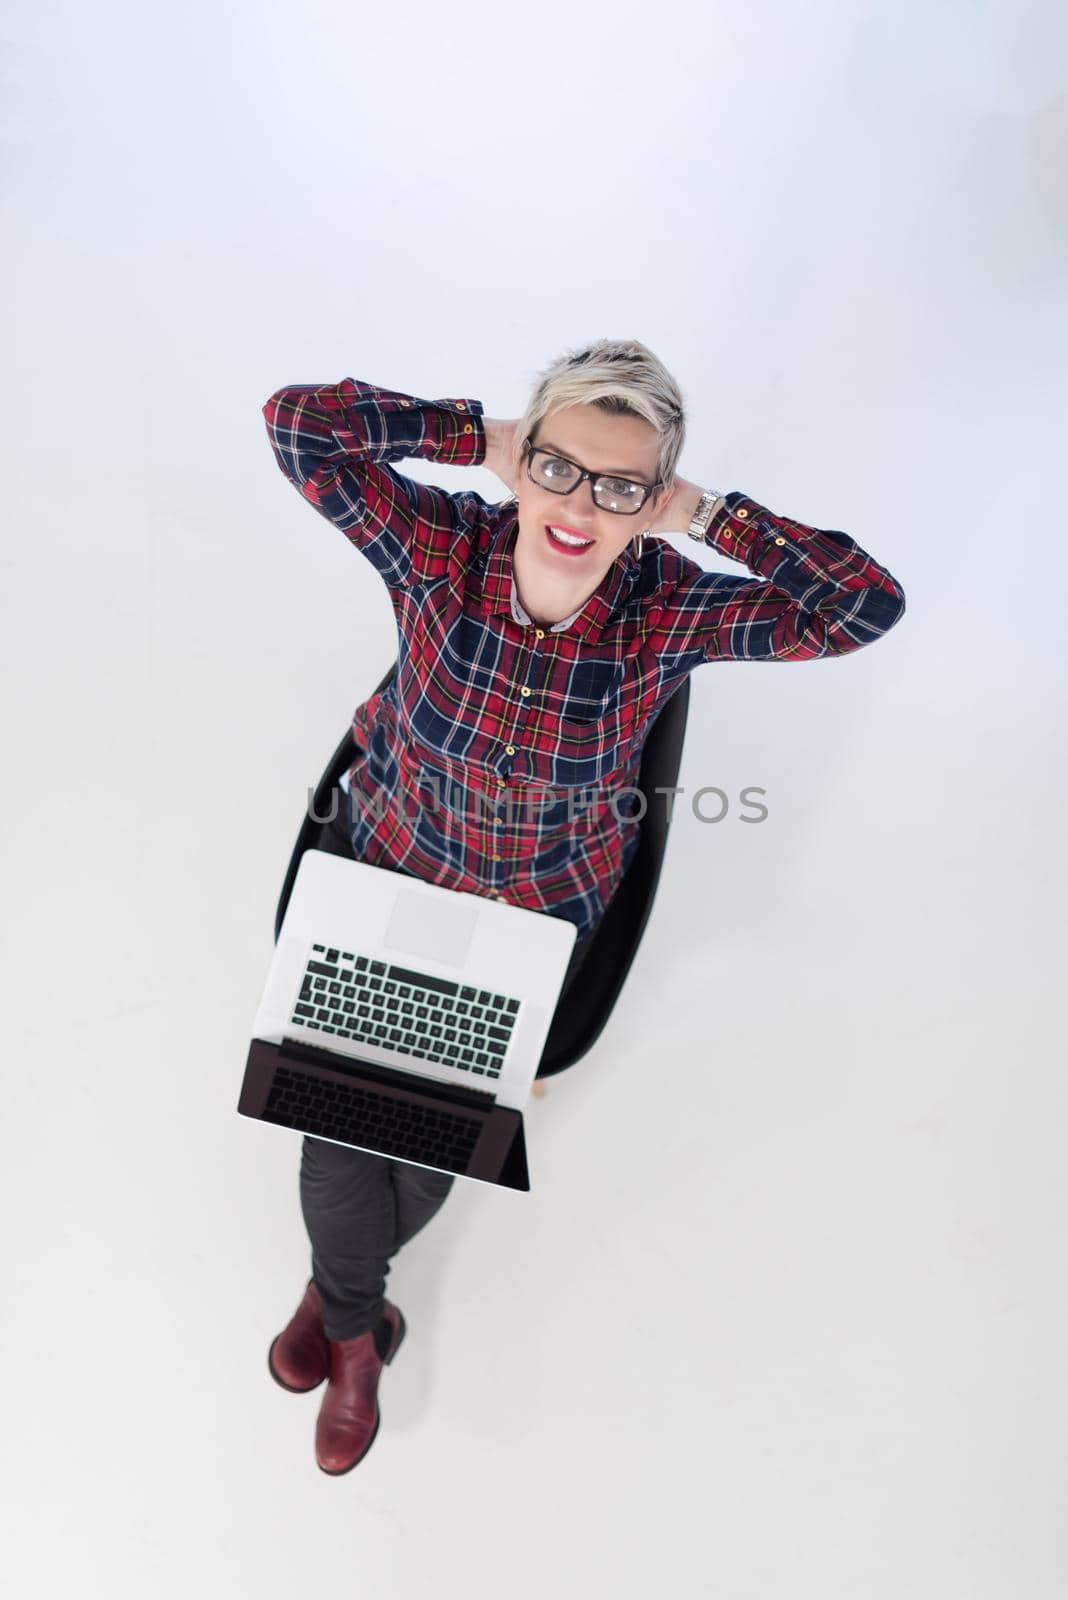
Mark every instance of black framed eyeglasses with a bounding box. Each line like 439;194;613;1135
521;438;661;516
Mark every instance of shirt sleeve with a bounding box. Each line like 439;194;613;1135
645;491;907;667
261;377;491;588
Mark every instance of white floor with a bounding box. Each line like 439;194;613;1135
3;656;1061;1595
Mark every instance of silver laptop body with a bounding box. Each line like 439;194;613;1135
236;850;578;1191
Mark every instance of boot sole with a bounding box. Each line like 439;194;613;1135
316;1308;407;1476
268;1334;328;1394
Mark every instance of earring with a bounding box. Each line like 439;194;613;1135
631;529;645;560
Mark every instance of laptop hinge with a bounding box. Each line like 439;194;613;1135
276;1034;498;1110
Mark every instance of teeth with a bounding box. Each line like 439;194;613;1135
548;525;593;548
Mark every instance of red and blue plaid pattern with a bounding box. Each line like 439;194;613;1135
263;378;907;937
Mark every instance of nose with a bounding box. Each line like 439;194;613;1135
555;476;600;523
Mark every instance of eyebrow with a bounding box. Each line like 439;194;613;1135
536;440;652;485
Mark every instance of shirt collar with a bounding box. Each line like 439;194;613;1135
478;506;639;643
510;582;582;632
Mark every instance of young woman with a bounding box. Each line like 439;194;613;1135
259;338;907;1474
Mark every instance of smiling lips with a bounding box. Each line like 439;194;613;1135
545;523;595;555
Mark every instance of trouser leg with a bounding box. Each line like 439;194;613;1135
391;1159;457;1253
299;1135;455;1340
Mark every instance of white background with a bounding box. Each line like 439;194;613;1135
3;0;1066;1594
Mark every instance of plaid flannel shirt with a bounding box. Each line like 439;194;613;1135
262;378;907;938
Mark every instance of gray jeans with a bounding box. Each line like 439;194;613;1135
297;786;598;1340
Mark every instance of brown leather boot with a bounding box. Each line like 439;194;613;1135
315;1300;406;1475
268;1278;330;1393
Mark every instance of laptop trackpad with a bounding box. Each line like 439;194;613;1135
384;885;478;968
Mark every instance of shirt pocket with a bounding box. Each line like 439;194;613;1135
553;658;626;729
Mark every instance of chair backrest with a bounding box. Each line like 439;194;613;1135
274;661;691;1077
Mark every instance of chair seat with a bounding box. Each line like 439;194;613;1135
275;662;690;1077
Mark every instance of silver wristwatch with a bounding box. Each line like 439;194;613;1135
687;488;726;543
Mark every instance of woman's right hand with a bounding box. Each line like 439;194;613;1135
481;416;523;498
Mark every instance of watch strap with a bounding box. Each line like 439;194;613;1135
687;489;726;542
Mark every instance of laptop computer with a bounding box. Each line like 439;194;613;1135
236;849;578;1192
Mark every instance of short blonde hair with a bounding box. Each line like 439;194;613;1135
512;337;685;500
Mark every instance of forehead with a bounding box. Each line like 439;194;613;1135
535;404;660;478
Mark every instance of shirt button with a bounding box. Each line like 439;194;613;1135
736;507;748;518
497;776;506;786
520;686;532;697
400;399;411;407
534;628;545;639
492;853;502;862
774;535;786;545
463;423;473;433
505;745;516;755
457;401;467;410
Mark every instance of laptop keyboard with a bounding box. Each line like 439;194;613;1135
289;945;522;1080
263;1064;482;1171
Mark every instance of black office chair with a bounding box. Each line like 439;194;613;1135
274;663;690;1079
